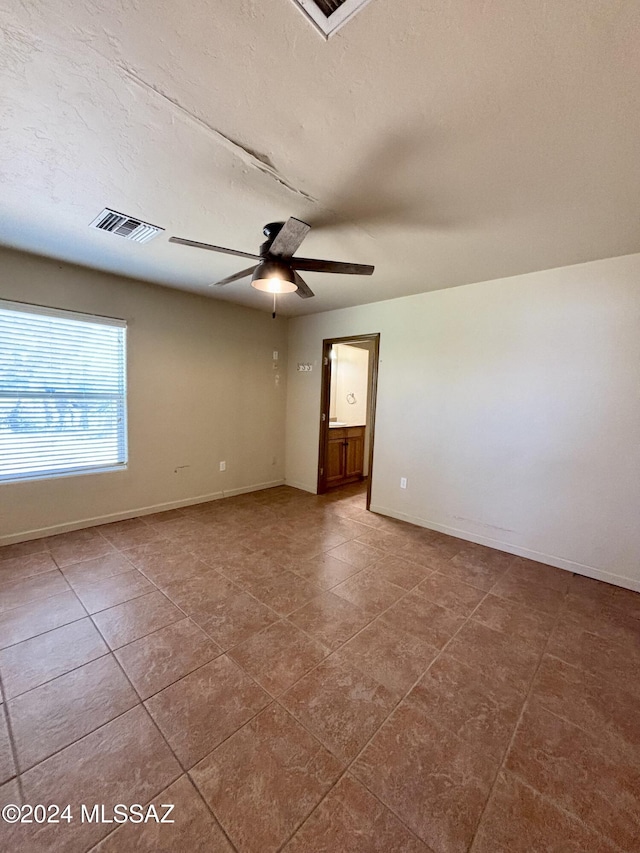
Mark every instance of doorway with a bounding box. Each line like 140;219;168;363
317;333;380;509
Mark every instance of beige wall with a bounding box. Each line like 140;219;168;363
0;248;288;542
4;245;640;593
285;253;640;592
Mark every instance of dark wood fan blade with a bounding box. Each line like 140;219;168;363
268;217;311;258
290;257;374;275
210;266;258;287
293;272;314;299
169;236;260;261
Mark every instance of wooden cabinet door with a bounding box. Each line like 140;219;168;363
345;430;364;479
325;431;346;487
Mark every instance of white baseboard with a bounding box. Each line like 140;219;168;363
369;503;640;594
1;479;285;546
221;479;285;498
284;479;317;494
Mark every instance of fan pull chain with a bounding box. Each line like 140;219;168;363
272;292;277;319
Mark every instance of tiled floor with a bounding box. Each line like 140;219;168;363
1;483;639;852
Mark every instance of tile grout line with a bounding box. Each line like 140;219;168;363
186;779;241;853
96;542;301;820
0;671;24;804
271;566;501;852
498;767;627;853
464;577;596;853
3;502;432;817
4;550;181;797
5;489;630;852
7;582;117;789
125;493;440;849
2;502;323;819
265;556;492;709
540;649;640;714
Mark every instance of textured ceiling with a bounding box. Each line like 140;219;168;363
1;0;639;315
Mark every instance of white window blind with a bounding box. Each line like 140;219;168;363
0;300;127;483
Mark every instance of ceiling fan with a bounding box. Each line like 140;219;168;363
169;217;374;316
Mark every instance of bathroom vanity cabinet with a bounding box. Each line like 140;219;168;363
326;425;365;487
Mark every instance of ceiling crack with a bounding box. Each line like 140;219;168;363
119;64;318;203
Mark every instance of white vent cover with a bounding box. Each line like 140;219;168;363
290;0;372;38
89;208;164;244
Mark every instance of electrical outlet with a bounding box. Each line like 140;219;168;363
219;461;226;472
400;477;407;489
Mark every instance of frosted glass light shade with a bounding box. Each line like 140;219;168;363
250;261;298;293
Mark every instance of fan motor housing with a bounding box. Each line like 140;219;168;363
261;222;285;253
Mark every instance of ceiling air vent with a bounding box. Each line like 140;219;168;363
89;208;164;243
290;0;372;38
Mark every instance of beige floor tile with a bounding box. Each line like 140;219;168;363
196;590;279;650
0;540;50;563
405;653;524;761
446;546;513;591
336;618;439;699
505;702;640;851
72;569;155;614
416;572;486;617
326;540;383;570
132;551;213;589
0;707;15;785
19;706;180;852
92;591;184;650
491;572;567;615
0;570;70;614
380;589;466;648
162;571;238;620
0;552;59;585
0;617;108;698
145;655;269;768
445;620;542;696
368;554;432;589
97;519;168;550
280;655;396;763
192;704;341;853
531;654;640;762
2;484;638;853
61;552;135;587
115;618;221;699
471;771;618;853
243;571;322;615
0;590;86;649
470;593;556;649
352;704;500;853
9;655;138;771
568;574;640;620
546;615;640;697
229;620;327;695
92;774;234;852
293;553;364;590
507;557;572;592
283;774;433;853
48;529;117;568
331;568;405;615
288;591;372;651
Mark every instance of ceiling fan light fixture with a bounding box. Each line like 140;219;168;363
250;260;298;293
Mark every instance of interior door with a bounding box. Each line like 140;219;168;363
317;334;380;509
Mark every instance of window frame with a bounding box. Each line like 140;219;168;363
0;299;128;484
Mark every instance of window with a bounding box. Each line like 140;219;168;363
0;300;127;483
